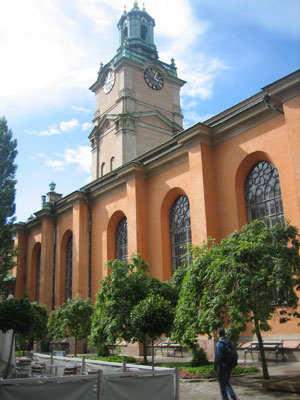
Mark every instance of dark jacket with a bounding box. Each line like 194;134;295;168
214;337;234;371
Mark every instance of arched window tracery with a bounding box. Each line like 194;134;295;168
66;235;72;301
115;217;128;262
36;249;41;302
245;161;284;227
169;195;192;274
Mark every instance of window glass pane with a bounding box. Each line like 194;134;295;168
169;195;192;274
245;161;284;227
36;249;41;302
115;217;128;263
66;236;72;301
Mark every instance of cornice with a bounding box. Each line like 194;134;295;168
262;69;300;103
176;123;212;148
211;102;280;145
144;146;188;178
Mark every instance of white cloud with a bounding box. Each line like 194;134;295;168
82;122;92;131
76;0;121;33
64;146;91;172
46;160;65;169
25;127;60;136
0;0;95;116
44;145;91;173
72;106;92;113
60;119;80;132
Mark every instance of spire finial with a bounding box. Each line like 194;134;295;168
143;2;146;11
49;181;56;192
124;5;127;14
134;1;139;8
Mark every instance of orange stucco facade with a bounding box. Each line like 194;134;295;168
14;69;300;346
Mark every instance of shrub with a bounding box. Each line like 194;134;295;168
191;346;209;366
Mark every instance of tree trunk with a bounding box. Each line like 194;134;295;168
5;331;15;379
75;335;78;357
254;318;269;380
143;342;148;365
151;337;154;370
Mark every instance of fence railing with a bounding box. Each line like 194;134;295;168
0;361;179;400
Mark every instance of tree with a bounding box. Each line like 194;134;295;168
0;117;18;293
48;295;93;356
0;297;34;378
131;293;174;368
90;255;178;364
16;301;48;352
173;220;300;379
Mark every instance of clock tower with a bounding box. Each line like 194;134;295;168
89;1;185;180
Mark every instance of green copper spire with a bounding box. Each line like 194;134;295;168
117;2;158;60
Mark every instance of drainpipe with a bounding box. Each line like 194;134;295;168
263;94;284;115
85;191;92;298
52;218;57;310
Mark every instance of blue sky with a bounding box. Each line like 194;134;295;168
1;0;299;222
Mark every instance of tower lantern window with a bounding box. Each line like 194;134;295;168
141;25;147;40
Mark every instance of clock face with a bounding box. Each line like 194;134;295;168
144;68;164;90
103;69;115;94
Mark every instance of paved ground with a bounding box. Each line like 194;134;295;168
136;356;300;399
179;362;300;400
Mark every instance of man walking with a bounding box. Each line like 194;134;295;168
214;328;238;400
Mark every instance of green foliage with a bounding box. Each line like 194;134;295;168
0;297;33;335
90;255;178;355
0;296;47;377
160;363;258;379
190;346;209;367
131;294;174;343
173;220;300;379
0;117;18;290
16;301;48;349
48;295;93;356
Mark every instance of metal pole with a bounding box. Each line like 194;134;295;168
122;359;126;372
97;370;103;400
81;356;85;374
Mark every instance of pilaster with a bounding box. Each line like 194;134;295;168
72;200;89;299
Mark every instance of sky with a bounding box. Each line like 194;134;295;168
1;0;299;223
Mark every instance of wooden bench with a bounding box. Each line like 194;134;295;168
154;341;183;357
243;341;286;363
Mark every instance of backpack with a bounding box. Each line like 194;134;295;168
220;339;238;368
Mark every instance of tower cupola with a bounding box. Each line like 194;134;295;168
117;1;158;60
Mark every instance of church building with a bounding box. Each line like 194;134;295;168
14;2;300;353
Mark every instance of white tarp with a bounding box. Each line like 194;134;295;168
0;380;94;400
105;374;175;400
0;330;15;367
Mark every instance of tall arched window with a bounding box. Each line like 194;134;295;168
115;217;128;262
245;161;284;227
169;195;192;274
141;25;147;40
36;249;41;302
110;156;115;171
101;162;106;177
66;235;72;301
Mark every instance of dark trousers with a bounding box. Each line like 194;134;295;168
217;366;237;400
